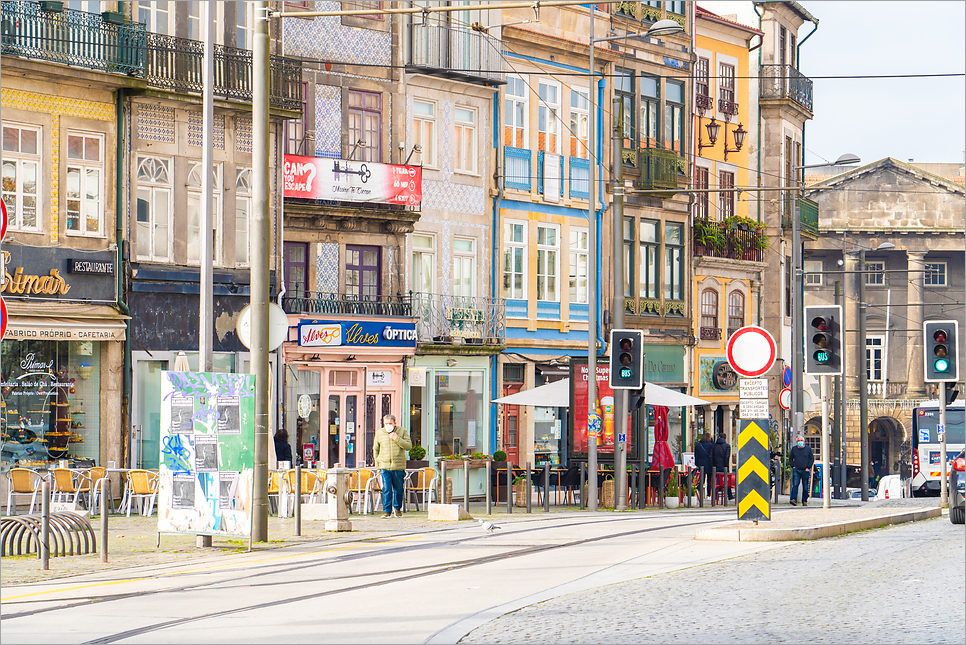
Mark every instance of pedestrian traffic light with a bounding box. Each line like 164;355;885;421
804;305;842;375
924;320;959;382
609;329;644;389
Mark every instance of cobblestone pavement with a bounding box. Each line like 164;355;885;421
463;514;965;644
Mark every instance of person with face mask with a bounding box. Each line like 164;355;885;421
373;414;412;518
789;435;815;506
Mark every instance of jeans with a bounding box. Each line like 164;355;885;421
381;469;405;513
790;467;811;503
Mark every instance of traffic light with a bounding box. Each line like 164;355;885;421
609;329;644;389
804;305;842;375
924;320;959;382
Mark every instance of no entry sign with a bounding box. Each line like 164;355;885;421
727;325;777;378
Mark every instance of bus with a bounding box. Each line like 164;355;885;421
911;400;965;497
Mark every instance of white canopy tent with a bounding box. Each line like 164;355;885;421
491;379;710;408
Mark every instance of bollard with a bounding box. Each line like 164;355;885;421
723;468;729;507
711;467;717;507
41;481;50;570
525;462;532;513
463;460;470;515
100;478;108;563
440;459;448;505
659;468;665;509
295;464;302;537
698;466;705;508
486;460;492;515
543;462;550;512
580;463;586;510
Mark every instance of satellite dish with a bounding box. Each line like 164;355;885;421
237;303;289;351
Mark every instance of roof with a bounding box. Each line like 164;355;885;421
696;5;764;36
753;1;820;26
805;157;965;194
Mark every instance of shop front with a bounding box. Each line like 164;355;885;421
642;344;687;465
281;317;415;469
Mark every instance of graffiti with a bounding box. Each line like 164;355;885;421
162;434;192;476
163;372;251;401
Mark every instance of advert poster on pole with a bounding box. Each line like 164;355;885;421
570;360;633;456
158;372;255;537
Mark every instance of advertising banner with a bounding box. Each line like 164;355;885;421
570;361;634;456
297;320;417;348
158;372;255;537
283;154;422;206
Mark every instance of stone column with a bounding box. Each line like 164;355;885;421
705;405;718;437
723;405;736;466
844;253;861;398
906;252;927;396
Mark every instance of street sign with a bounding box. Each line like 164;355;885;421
618;433;626;443
726;325;777;378
0;297;6;339
739;399;769;419
1;199;7;242
739;378;768;399
737;419;771;521
783;366;791;387
237;303;290;350
779;387;792;410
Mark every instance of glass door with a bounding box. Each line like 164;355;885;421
134;359;168;469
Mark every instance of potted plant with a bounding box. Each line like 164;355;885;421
665;471;680;508
686;470;700;507
512;474;528;507
406;444;428;469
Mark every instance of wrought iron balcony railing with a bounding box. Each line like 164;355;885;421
636;147;686;192
693;218;765;262
1;0;145;75
700;326;721;341
409;23;505;86
412;292;506;346
281;291;412;317
760;64;813;113
780;197;819;238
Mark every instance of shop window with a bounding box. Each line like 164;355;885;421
66;132;103;236
186;162;222;266
136;156;172;261
435;371;484;457
2;123;42;232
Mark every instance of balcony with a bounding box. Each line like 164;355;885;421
693;218;766;262
144;33;302;111
281;292;412;318
700;326;721;341
781;197;819;239
409;23;505;86
1;0;146;75
636;147;686;193
413;292;506;347
760;64;813;114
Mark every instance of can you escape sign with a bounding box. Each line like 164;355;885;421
158;372;255;537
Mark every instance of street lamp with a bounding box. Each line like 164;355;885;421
586;13;685;512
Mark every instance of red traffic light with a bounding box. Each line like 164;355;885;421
619;337;634;351
933;329;948;343
810;316;829;331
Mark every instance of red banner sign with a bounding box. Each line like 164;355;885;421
572;362;631;455
283;155;422;206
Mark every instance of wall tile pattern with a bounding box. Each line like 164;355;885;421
318;242;339;293
315;85;343;159
237;117;253;154
283;1;390;66
188;112;225;149
137;104;175;143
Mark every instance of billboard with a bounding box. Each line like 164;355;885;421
569;360;635;457
283;154;422;206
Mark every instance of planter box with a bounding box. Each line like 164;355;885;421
406;460;429;469
40;1;64;11
101;10;126;23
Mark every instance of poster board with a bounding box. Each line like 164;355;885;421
569;359;635;460
158;371;256;536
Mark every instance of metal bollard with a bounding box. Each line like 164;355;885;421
580;463;586;510
100;478;108;563
723;468;729;507
711;467;717;508
486;460;492;515
659;468;665;509
698;466;705;508
463;460;470;515
543;463;550;512
525;462;532;513
41;481;50;570
506;462;512;514
295;464;302;537
440;459;448;505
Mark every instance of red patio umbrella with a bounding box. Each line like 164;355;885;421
650;405;675;471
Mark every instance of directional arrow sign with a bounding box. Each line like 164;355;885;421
737;419;771;521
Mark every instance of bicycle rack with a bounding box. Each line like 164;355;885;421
1;512;97;558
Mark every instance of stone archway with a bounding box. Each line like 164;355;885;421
870;416;908;481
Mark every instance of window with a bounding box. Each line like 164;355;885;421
615;68;635;150
623;217;634;298
504;76;528;148
784;135;794;215
454;106;477;173
285;242;309;299
412;234;435;294
719;63;735;106
235;168;251;266
1;123;41;232
453;237;476;298
640;75;660;149
503;222;526;299
780;26;787;67
136;156;171;261
700;289;719;330
346;245;380;299
236;1;253;49
639;219;659;300
285;83;308;155
925;262;947;286
866;336;884;381
67;2;103;11
188;1;200;41
137;1;172;36
536;225;559;302
694;166;709;219
569;227;588;305
569;90;589;159
665;80;684;154
804;260;823;286
343;0;383;20
348;90;381;162
718;171;734;219
727;291;744;331
667;0;685;14
864;261;884;285
412;100;436;167
790;33;797;69
665;223;684;302
696;58;710;98
538;80;560;154
186;162;222;265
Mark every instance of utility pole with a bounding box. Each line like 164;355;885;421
858;249;869;502
834;280;844;499
251;0;270;542
940;382;948;506
586;7;598;512
791;202;804;466
612;97;627;511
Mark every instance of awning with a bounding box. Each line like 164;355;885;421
491;379;712;408
4;316;127;341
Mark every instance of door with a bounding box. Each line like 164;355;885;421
501;382;522;464
134;359;169;469
325;368;365;468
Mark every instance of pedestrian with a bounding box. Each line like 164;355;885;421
274;428;293;467
789;435;815;506
373;414;412;518
711;432;733;500
694;432;715;497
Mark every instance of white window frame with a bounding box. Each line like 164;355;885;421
864;261;885;285
65;131;105;237
454;105;478;175
411;233;436;295
452;236;476;298
67;2;103;13
136;1;173;36
2;122;42;233
536;223;559;302
412;99;437;168
135;155;172;262
866;335;884;381
925;261;947;286
569;89;589;159
186;162;223;266
504;75;528;149
538;79;561;155
503;220;527;300
236;1;254;49
804;260;823;286
569;226;588;305
235;168;252;267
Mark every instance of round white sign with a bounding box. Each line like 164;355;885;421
779;387;792;410
297;394;312;420
726;325;777;378
237;303;290;350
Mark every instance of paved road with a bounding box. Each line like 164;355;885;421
464;515;966;644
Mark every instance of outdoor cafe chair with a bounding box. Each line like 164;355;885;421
363;470;383;515
84;466;110;513
347;468;375;514
267;471;281;515
404;467;437;511
122;469;159;517
50;468;92;508
280;469;322;516
4;468;47;515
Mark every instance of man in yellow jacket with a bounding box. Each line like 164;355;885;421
373;414;412;518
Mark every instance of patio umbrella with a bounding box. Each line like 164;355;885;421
173;351;190;372
650;405;675;471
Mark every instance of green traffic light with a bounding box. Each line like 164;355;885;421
814;349;830;364
619;367;633;379
935;358;950;372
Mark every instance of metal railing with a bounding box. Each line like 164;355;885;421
699;326;721;341
1;0;145;75
760;64;813;113
781;197;819;237
412;292;506;345
637;147;685;192
693;219;765;262
410;23;504;85
281;292;412;317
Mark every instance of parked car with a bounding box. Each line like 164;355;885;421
847;488;874;502
949;449;965;525
873;475;904;501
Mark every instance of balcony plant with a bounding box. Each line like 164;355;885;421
693;217;725;256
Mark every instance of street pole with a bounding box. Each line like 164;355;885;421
586;7;598;512
792;201;803;466
859;249;869;502
940;383;948;506
251;1;270;542
612;97;627;511
821;374;830;508
834;280;844;499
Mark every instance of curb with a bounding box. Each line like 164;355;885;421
694;507;943;541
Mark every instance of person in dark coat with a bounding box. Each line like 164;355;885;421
694;433;715;497
711;432;733;500
274;428;293;467
789;434;815;506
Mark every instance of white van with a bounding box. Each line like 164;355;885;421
873;474;903;500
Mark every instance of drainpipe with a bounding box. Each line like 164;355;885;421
595;76;605;355
797;20;818;189
115;88;132;468
491;88;503;453
754;2;764;326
